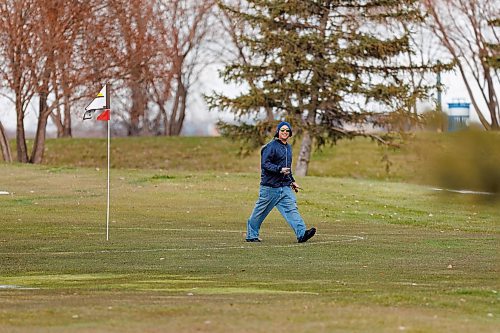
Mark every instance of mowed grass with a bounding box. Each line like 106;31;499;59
0;163;498;332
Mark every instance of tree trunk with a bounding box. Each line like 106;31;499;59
128;75;146;136
129;88;141;136
484;70;499;130
61;70;72;137
0;120;12;162
30;92;49;164
167;75;183;136
50;75;64;138
167;94;179;135
15;94;29;163
63;97;72;137
172;79;187;135
52;104;64;138
295;131;313;177
294;7;328;177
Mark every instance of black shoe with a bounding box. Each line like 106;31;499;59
246;238;261;242
298;228;316;243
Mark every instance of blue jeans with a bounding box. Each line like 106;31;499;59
246;185;306;240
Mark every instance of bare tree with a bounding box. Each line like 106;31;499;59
152;0;216;136
31;0;71;163
104;0;163;136
94;0;216;137
0;0;39;162
141;0;176;136
423;0;499;130
48;1;98;138
0;0;104;163
30;0;100;163
0;0;218;153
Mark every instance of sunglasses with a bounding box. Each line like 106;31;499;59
280;129;290;133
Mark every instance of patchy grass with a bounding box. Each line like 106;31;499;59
0;164;498;332
5;135;433;181
6;132;500;193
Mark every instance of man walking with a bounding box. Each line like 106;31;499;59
246;121;316;243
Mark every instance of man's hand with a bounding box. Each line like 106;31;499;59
291;182;301;193
280;167;291;175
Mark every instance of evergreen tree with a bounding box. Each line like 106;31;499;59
208;0;442;175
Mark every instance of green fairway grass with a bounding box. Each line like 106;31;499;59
0;163;498;332
22;135;426;181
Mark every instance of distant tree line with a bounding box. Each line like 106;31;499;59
0;0;216;163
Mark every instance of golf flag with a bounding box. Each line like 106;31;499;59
86;85;107;110
83;84;109;120
97;109;110;121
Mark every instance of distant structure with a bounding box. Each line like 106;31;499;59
446;100;470;131
436;61;442;112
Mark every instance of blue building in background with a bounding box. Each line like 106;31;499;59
447;101;470;131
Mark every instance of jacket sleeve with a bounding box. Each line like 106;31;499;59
261;145;281;173
289;145;296;182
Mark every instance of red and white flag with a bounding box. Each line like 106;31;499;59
83;85;110;121
96;109;110;121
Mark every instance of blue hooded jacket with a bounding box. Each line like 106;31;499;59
260;122;295;187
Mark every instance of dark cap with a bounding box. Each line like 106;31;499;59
274;121;292;137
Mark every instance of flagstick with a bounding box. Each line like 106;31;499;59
106;115;110;241
84;84;111;241
105;84;111;241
